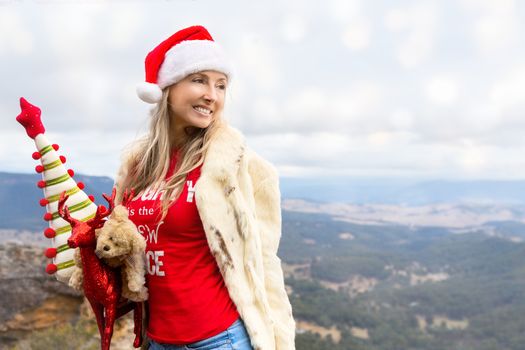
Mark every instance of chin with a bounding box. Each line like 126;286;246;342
196;120;212;128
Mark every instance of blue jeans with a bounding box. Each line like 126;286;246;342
149;318;254;350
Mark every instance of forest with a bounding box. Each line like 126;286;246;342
4;210;525;350
282;210;525;350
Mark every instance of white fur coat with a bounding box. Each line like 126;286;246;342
114;125;296;350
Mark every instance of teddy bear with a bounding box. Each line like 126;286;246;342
68;204;148;302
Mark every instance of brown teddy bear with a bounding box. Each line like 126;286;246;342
68;204;148;302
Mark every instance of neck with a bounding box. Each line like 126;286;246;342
170;124;202;150
79;245;103;271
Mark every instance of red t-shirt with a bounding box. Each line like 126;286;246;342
126;150;239;344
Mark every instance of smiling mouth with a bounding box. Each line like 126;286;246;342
193;106;213;116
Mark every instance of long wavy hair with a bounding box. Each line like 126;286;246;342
120;86;227;221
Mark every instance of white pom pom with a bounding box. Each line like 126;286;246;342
136;82;162;104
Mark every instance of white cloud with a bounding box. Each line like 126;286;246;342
384;8;408;32
425;76;460;106
461;0;520;53
250;96;280;130
2;0;525;181
384;2;438;68
329;0;362;23
461;0;515;12
367;131;392;146
457;138;487;173
0;8;33;56
461;102;501;135
281;14;307;43
0;128;37;173
248;131;353;176
43;3;107;64
246;130;505;179
332;81;384;130
52;69;116;127
328;0;370;51
105;4;144;49
490;66;525;112
341;19;371;51
234;33;280;90
474;16;517;53
397;31;433;68
389;109;414;131
366;131;419;150
283;87;327;130
278;81;384;134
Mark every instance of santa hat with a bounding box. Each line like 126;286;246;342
136;25;233;104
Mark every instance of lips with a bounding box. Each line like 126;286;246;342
193;105;212;116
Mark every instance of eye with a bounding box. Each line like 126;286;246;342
109;237;113;241
192;78;205;84
217;84;226;90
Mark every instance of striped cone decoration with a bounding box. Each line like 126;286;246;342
16;97;99;284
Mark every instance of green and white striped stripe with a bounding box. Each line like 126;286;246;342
56;243;70;254
50;198;92;220
57;260;75;270
55;212;97;235
45;173;71;187
42;158;62;171
46;186;81;203
39;144;54;156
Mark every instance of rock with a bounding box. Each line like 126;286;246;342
0;242;83;347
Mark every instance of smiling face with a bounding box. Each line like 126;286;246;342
167;70;228;144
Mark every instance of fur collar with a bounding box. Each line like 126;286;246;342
200;124;246;184
116;124;247;203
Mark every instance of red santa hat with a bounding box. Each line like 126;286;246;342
136;25;233;104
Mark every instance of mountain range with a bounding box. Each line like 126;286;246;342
3;170;525;232
2;171;525;349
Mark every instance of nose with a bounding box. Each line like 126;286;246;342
67;239;77;248
103;245;110;251
203;84;218;103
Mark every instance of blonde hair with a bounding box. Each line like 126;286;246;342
120;86;227;221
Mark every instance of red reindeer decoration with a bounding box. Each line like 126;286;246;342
57;188;143;349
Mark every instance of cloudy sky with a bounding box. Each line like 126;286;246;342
2;0;525;180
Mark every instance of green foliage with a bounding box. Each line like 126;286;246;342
7;210;525;349
311;255;390;281
288;277;374;328
296;331;370;350
280;210;525;350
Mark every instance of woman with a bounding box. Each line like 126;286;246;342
112;25;296;350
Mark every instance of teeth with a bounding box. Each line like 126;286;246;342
194;106;211;115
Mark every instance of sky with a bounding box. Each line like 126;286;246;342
1;0;525;180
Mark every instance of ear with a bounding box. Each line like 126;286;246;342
111;205;129;222
131;232;146;255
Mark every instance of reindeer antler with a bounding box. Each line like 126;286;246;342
121;188;135;207
101;187;117;217
57;191;79;225
86;188;117;228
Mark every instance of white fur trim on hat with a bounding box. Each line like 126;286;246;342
157;40;233;89
136;82;163;104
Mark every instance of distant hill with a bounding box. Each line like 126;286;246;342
3;171;525;231
0;171;113;231
280;177;525;205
